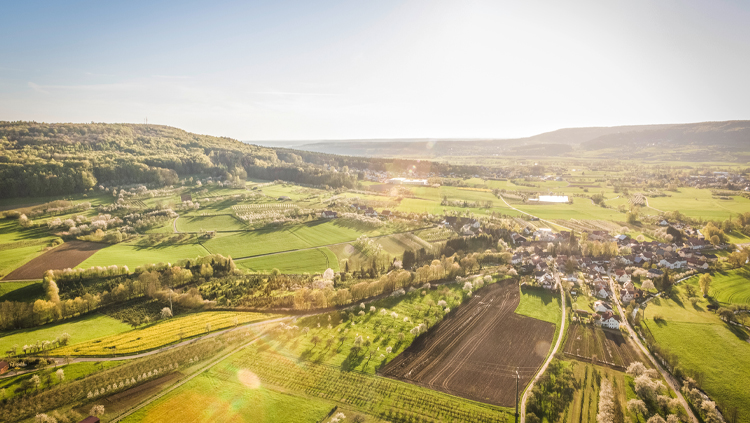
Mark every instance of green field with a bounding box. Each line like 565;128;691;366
0;280;44;302
0;314;131;355
203;220;381;259
123;373;334;423
645;188;750;221
235;248;339;274
641;287;750;418
78;239;211;269
515;286;563;327
683;267;750;307
0;360;123;398
176;214;247;232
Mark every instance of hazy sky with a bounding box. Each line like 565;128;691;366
2;0;750;140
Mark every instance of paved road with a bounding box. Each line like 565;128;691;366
520;272;566;423
607;274;698;423
0;316;293;380
497;195;573;232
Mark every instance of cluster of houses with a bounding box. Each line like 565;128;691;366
440;216;481;236
510;223;725;330
684;172;750;191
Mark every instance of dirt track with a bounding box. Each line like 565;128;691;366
2;240;105;280
380;280;555;407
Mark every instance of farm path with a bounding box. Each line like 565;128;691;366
607;274;698;423
497;195;573;232
520;272;566;423
0;316;293;380
644;197;665;213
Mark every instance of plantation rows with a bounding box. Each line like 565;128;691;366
55;312;274;356
226;346;511;422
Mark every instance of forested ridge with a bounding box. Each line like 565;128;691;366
0;122;358;198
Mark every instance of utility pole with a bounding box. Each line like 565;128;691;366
515;369;519;423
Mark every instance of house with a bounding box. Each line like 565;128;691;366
595;286;610;299
278;196;291;201
0;360;8;375
321;210;338;219
460;224;475;236
381;210;392;218
659;220;669;226
647;269;664;279
77;417;100;423
180;193;192;202
511;254;523;265
594;311;622;329
620;289;633;304
623;281;635;293
593;300;613;313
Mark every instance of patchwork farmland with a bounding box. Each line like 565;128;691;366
380;280;555;406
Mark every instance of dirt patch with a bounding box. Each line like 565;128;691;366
379;280;555;407
564;324;647;369
3;240;106;280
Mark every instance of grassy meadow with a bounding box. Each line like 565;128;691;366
0;314;131;355
77;239;211;269
682;267;750;307
124;374;334;423
640;284;750;418
0;280;44;302
515;285;563;327
235;248;339;274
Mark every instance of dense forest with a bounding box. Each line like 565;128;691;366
0;122;359;198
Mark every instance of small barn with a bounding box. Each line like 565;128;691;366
180;193;193;202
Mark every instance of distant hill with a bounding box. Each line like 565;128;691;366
248;121;750;161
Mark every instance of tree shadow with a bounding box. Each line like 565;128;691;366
725;323;749;342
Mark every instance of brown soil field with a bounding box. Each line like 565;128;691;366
380;280;555;407
2;241;105;280
563;323;647;370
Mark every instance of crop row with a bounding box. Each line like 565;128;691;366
55;312;275;356
226;346;510;422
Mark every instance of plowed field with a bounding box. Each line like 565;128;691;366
563;324;646;369
2;241;105;280
380;280;555;407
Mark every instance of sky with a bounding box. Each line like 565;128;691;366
1;0;750;141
